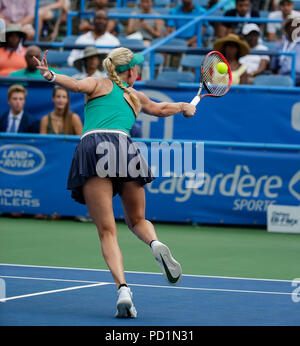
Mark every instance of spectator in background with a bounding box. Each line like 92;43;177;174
0;0;35;40
0;84;39;133
67;10;120;67
217;0;260;38
40;85;83;135
239;23;270;82
271;16;300;86
9;45;59;78
78;0;117;35
38;0;69;39
248;0;271;11
214;33;250;84
251;0;277;11
72;46;106;79
0;25;27;76
267;0;300;42
165;0;208;47
127;0;164;46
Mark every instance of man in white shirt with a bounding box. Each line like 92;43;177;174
67;10;120;67
0;84;39;133
239;23;270;81
267;0;300;42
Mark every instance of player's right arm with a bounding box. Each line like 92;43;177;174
33;50;99;95
132;89;196;118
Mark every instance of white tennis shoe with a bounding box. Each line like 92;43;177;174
115;286;137;318
151;241;182;285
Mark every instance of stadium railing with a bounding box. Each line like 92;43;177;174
23;39;296;86
60;2;295;84
25;0;299;86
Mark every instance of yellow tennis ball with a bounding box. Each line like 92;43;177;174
217;62;228;74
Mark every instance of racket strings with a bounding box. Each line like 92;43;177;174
202;54;230;96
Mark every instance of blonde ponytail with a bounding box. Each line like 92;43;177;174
103;48;141;112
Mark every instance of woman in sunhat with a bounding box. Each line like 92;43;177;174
33;47;196;318
72;46;106;79
0;24;27;76
214;33;250;84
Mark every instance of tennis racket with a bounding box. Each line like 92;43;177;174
190;51;232;106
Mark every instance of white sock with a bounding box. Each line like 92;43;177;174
150;240;160;249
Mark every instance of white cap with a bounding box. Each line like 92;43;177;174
242;23;260;36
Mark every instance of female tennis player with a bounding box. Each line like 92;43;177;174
34;47;196;318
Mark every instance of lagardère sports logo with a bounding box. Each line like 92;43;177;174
147;165;300;205
289;170;300;201
148;164;280;204
0;144;45;175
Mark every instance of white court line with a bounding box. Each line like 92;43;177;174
0;263;294;283
0;275;100;285
129;283;293;296
0;282;112;303
0;275;293;299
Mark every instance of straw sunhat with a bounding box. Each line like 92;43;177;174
213;34;250;57
5;24;27;41
73;46;103;71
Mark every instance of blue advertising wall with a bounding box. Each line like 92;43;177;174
0;81;300;144
1;81;300;225
1;133;300;225
136;85;300;145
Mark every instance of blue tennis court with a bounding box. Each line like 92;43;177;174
0;264;299;326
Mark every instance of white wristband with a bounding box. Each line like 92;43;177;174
47;71;56;83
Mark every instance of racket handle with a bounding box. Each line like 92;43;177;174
190;96;200;106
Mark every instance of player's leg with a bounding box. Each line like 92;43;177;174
120;181;182;285
82;176;125;287
82;176;137;318
120;181;158;245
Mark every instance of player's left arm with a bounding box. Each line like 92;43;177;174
132;89;196;118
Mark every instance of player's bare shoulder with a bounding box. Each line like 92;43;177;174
88;77;113;98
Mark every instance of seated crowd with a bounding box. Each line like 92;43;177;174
0;83;83;135
0;0;300;86
0;81;142;137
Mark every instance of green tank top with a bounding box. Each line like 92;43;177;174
82;81;136;135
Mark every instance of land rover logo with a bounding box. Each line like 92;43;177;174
0;144;45;175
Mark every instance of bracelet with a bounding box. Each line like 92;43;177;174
47;71;56;83
180;102;185;113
